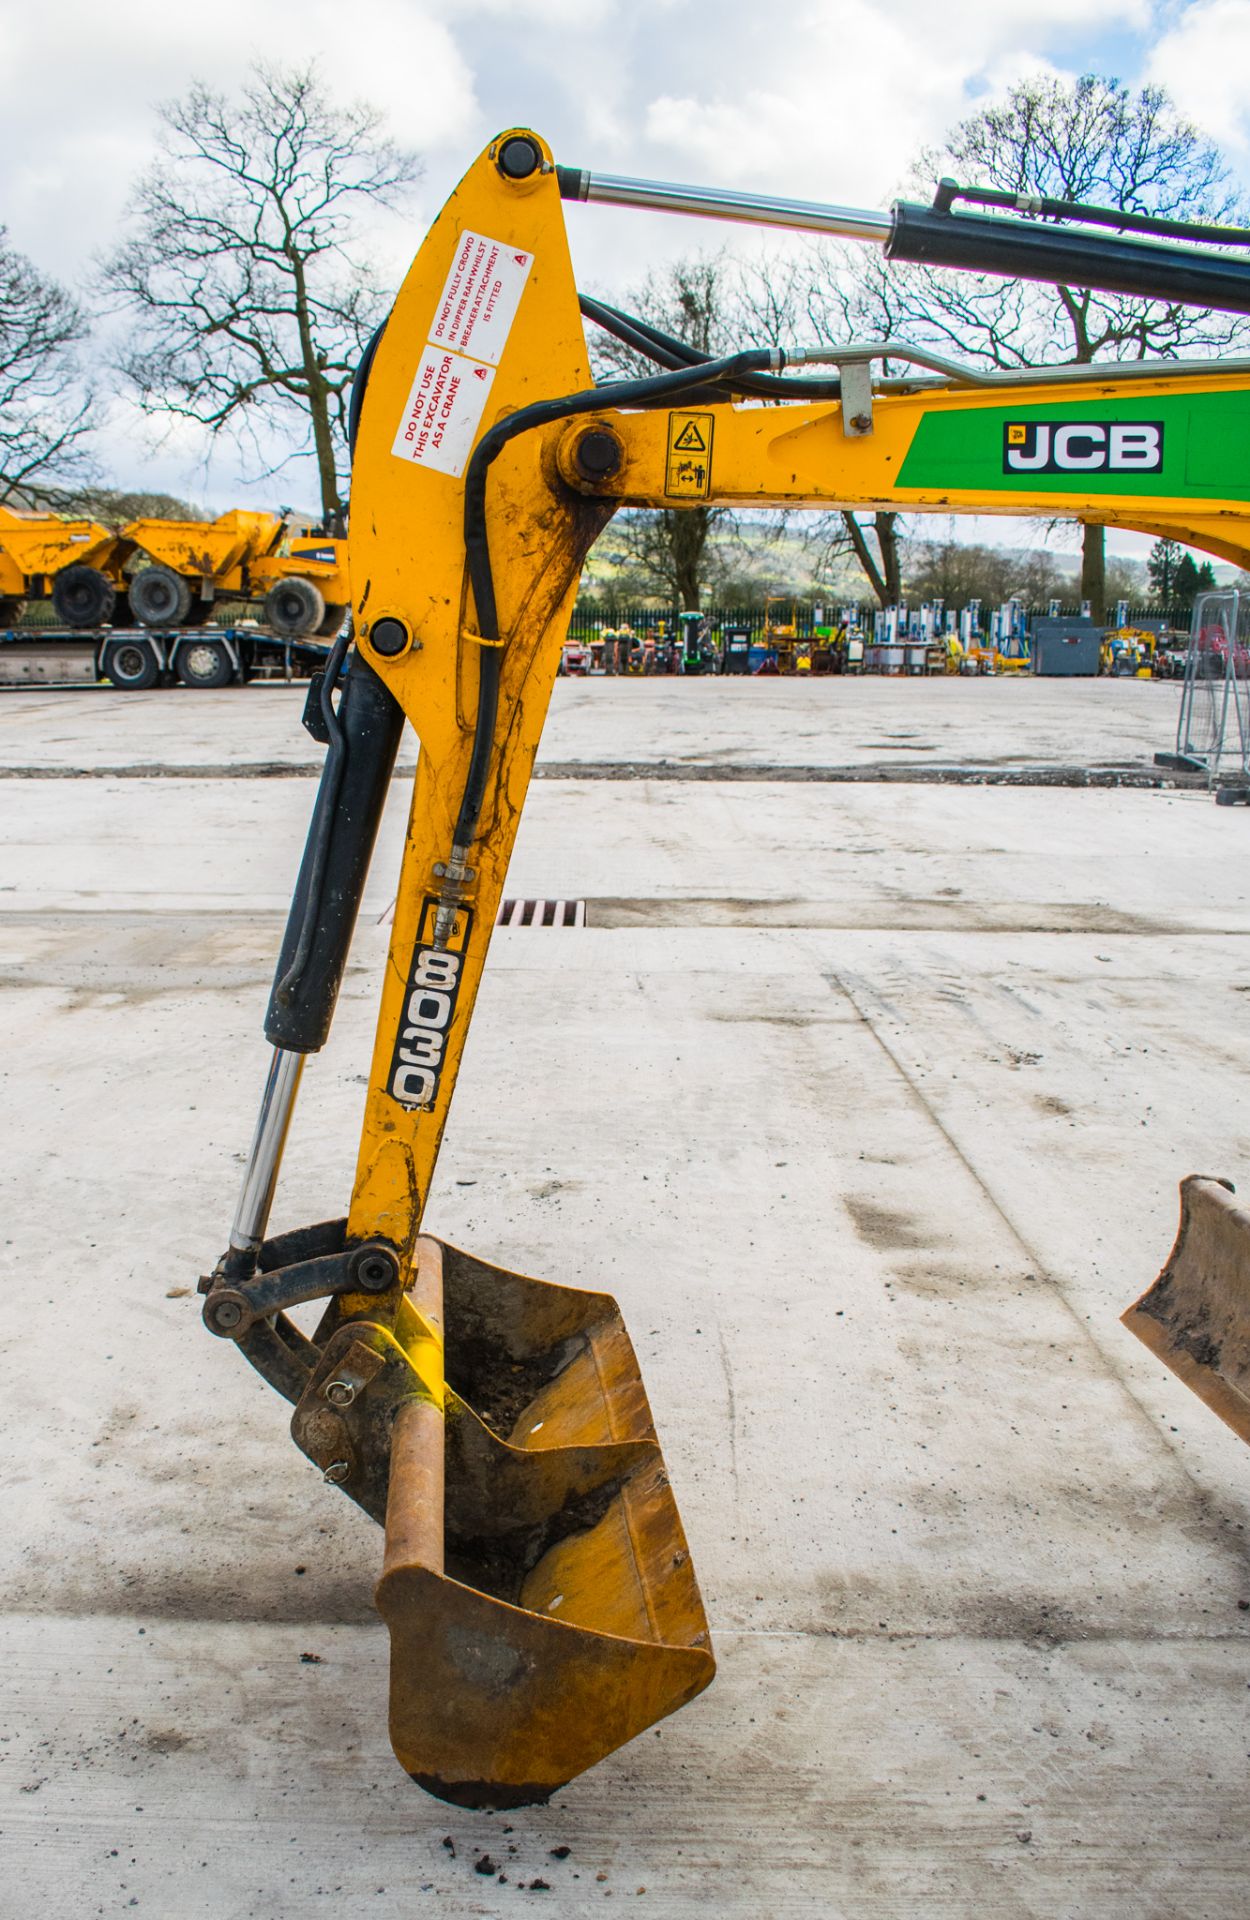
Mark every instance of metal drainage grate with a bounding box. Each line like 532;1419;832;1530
496;898;586;928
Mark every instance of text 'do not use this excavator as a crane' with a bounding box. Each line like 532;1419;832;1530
198;130;1250;1809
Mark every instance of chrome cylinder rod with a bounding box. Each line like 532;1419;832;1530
556;167;892;243
229;1047;306;1258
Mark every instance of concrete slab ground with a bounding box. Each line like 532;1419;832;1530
2;679;1248;1919
0;672;1184;776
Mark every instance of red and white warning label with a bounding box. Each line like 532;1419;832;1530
391;346;496;476
392;229;533;477
429;230;533;364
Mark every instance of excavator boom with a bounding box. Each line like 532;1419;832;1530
199;129;1250;1809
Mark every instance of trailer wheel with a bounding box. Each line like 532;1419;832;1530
0;597;25;628
265;576;326;638
317;601;348;638
130;564;193;628
175;637;234;689
52;565;116;629
103;637;160;690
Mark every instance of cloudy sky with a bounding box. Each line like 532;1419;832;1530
4;0;1250;543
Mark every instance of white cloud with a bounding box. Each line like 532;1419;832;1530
1145;0;1250;154
2;0;1230;508
1;0;479;278
642;0;1150;205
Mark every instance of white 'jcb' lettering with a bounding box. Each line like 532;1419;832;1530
1053;424;1105;469
1006;425;1050;470
1109;423;1161;469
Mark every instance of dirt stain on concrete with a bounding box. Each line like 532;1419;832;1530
844;1198;930;1252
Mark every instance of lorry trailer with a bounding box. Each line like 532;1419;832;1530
0;621;333;690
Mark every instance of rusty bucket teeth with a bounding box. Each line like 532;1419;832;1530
1123;1175;1250;1443
290;1234;714;1809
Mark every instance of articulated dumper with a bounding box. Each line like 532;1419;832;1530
0;506;348;637
198;130;1250;1808
0;504;116;626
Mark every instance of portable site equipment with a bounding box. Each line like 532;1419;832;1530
199;130;1250;1810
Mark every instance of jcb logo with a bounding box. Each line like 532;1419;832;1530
388;944;463;1109
1003;421;1163;474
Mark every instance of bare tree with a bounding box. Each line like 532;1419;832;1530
589;256;771;610
101;64;419;526
50;485;205;528
0;232;94;505
733;251;903;607
826;76;1248;619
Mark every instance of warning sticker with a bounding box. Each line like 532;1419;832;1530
429;230;533;365
392;346;496;477
665;411;714;497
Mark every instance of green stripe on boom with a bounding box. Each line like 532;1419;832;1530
895;389;1250;500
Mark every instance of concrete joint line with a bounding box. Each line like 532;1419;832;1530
817;959;1235;1514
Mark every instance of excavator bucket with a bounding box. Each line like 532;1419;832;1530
290;1236;714;1808
1122;1176;1250;1442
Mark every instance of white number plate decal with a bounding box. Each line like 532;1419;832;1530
388;942;464;1109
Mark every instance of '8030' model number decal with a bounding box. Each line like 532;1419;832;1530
388;941;464;1109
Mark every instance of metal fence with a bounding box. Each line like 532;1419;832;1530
1171;590;1250;781
567;601;1182;640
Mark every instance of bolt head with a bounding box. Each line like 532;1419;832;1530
211;1298;243;1331
370;618;409;657
573;428;623;482
352;1246;399;1291
497;135;542;181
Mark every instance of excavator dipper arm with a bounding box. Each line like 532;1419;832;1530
200;128;1250;1808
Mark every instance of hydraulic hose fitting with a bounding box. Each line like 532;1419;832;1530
432;843;475;950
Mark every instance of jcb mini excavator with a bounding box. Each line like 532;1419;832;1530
200;131;1250;1808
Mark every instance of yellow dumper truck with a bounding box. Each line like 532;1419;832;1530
0;505;349;636
0;505;118;626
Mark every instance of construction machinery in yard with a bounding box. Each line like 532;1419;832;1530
198;130;1250;1810
1;505;349;639
0;504;118;627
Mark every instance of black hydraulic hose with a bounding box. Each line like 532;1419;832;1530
452;348;783;850
348;319;388;459
579;293;844;400
578;294;692;369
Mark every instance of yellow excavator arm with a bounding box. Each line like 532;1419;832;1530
199;129;1250;1809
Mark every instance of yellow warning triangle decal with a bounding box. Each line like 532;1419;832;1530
672;420;707;452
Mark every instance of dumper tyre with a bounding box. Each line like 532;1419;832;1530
317;601;348;638
103;637;160;691
265;576;325;638
130;564;193;629
175;637;234;690
0;597;25;629
52;565;116;629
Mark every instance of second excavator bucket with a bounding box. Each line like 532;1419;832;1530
1123;1175;1250;1442
290;1236;714;1808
